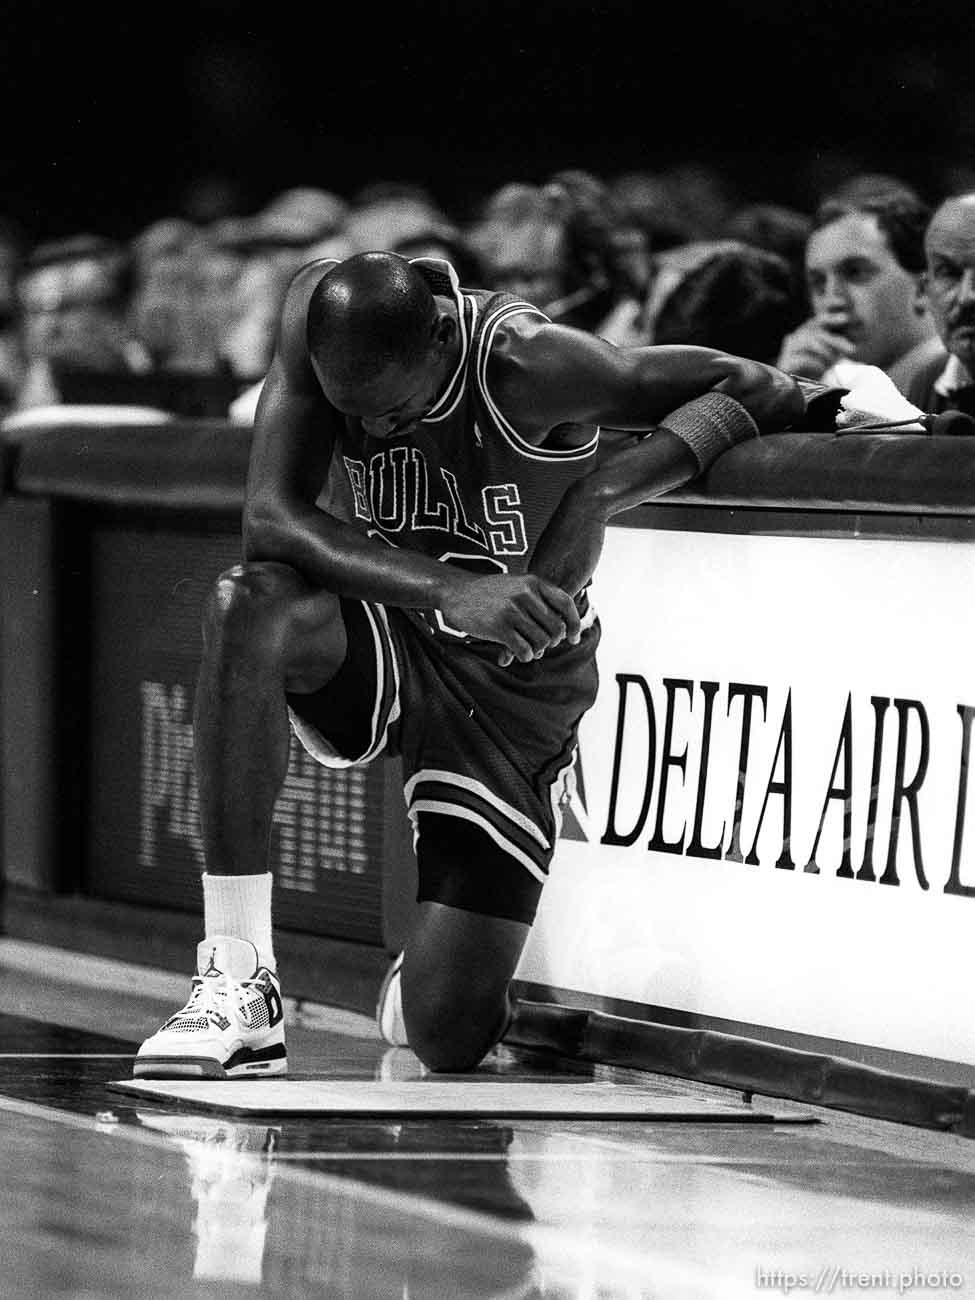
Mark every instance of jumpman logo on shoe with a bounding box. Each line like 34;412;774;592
201;948;222;978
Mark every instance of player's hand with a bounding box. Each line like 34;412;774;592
776;319;856;379
439;573;581;667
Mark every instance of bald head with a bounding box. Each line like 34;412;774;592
306;252;438;394
923;192;975;370
925;192;975;248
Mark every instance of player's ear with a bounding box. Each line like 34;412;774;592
432;311;456;349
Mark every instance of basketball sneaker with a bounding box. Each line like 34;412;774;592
134;936;287;1079
376;951;409;1048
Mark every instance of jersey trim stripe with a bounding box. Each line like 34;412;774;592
475;303;601;462
362;602;401;760
288;599;400;769
403;768;550;848
408;800;548;884
408;780;549;867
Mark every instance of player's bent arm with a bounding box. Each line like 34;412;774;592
244;360;469;610
492;321;805;435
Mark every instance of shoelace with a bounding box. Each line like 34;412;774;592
165;968;274;1034
172;972;236;1026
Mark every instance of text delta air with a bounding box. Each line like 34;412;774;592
597;674;975;899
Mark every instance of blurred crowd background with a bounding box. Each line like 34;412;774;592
2;0;973;425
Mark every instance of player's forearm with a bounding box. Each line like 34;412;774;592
530;506;606;597
243;502;467;609
573;428;700;521
530;430;698;595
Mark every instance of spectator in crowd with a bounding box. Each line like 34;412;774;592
343;188;453;258
219;188;347;382
129;217;219;372
349;180;442;210
0;218;26;415
546;168;654;343
469;172;647;339
198;218;251;364
901;191;975;418
720;203;812;303
597;182;693;346
391;223;485;284
257;188;349;246
775;186;945;393
607;170;696;254
468;182;564;309
662;162;735;240
216;190;348;422
594;217;656;348
22;164;961;432
651;242;807;364
825;172;925;206
13;234;152;411
638;239;743;344
117;217;255;419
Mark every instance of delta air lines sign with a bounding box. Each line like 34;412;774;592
520;523;975;1068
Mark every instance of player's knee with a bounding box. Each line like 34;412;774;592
408;1021;495;1073
202;561;301;662
404;989;505;1073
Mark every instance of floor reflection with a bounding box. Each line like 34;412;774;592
133;1107;545;1298
2;1010;972;1300
135;1110;281;1285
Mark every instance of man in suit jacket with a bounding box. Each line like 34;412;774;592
901;193;975;420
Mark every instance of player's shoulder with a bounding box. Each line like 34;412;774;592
478;305;618;443
272;257;339;381
483;302;619;390
482;299;567;370
479;293;551;344
281;258;338;333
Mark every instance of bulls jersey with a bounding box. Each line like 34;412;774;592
318;258;599;635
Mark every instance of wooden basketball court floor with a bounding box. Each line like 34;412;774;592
1;940;973;1299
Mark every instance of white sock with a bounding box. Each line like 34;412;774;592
202;873;276;972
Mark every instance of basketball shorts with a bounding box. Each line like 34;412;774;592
286;597;600;924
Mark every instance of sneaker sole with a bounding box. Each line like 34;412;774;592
133;1044;288;1081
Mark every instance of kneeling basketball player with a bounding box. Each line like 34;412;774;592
135;252;803;1079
